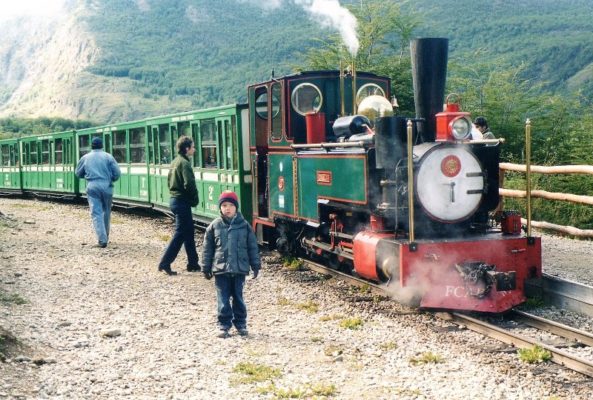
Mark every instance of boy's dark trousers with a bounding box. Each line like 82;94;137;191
214;274;247;331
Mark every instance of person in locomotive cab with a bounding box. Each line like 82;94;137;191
201;191;260;338
474;116;495;139
75;137;121;248
157;135;200;276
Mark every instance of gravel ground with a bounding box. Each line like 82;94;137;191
1;197;592;399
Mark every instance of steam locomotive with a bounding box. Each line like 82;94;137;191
250;38;541;312
0;38;541;313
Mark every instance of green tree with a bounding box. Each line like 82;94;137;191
300;0;420;114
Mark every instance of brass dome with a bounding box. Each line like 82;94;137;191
358;95;394;121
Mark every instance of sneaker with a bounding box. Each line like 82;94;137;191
237;328;248;337
187;265;201;272
217;329;230;338
93;242;107;248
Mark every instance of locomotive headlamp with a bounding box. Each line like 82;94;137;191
435;94;472;141
451;117;472;140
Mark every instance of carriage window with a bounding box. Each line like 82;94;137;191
192;123;200;165
103;135;111;154
179;121;190;137
1;145;8;166
10;145;17;166
55;139;63;164
30;142;38;164
230;117;239;170
149;126;158;164
201;119;217;168
159;124;171;164
130;128;146;163
41;141;50;165
113;131;127;163
223;120;232;170
356;83;385;105
291;83;322;116
271;82;282;140
79;136;90;157
171;125;178;140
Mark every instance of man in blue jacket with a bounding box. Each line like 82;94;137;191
75;137;121;248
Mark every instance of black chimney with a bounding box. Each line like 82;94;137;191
410;38;448;142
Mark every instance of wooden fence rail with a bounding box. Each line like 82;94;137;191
499;163;593;237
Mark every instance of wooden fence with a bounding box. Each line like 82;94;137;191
499;163;593;237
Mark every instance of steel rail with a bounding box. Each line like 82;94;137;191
526;274;593;317
511;309;593;347
450;312;593;378
299;258;593;378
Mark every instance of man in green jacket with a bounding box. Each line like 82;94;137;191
158;135;200;275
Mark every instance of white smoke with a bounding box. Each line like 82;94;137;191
135;0;150;12
239;0;359;56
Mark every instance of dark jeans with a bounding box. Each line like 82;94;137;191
158;197;198;269
215;274;247;330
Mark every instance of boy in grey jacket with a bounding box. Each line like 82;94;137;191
202;190;260;338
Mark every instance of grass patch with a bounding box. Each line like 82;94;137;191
0;291;27;305
339;317;363;330
158;234;171;242
310;383;337;397
518;345;552;363
296;300;319;313
110;216;125;224
379;341;398;351
409;352;444;365
319;314;344;322
324;345;343;357
282;257;304;271
232;362;282;384
257;383;337;398
520;296;546;309
395;388;422;396
349;284;371;294
277;296;292;306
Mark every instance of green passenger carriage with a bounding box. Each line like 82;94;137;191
19;131;77;197
0;138;21;193
0;105;253;226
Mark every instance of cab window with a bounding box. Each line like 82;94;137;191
291;83;322;116
356;83;385;105
271;82;282;140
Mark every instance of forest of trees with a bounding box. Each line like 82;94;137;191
3;0;593;229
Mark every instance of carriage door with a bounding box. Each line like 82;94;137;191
62;137;73;191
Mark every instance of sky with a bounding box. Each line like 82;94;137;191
0;0;66;22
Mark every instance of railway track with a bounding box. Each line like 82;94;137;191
301;258;593;378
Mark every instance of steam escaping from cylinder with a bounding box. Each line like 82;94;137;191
241;0;359;56
410;38;448;142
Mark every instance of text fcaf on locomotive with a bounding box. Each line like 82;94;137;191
250;38;541;313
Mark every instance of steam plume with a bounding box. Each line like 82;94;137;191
240;0;359;56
